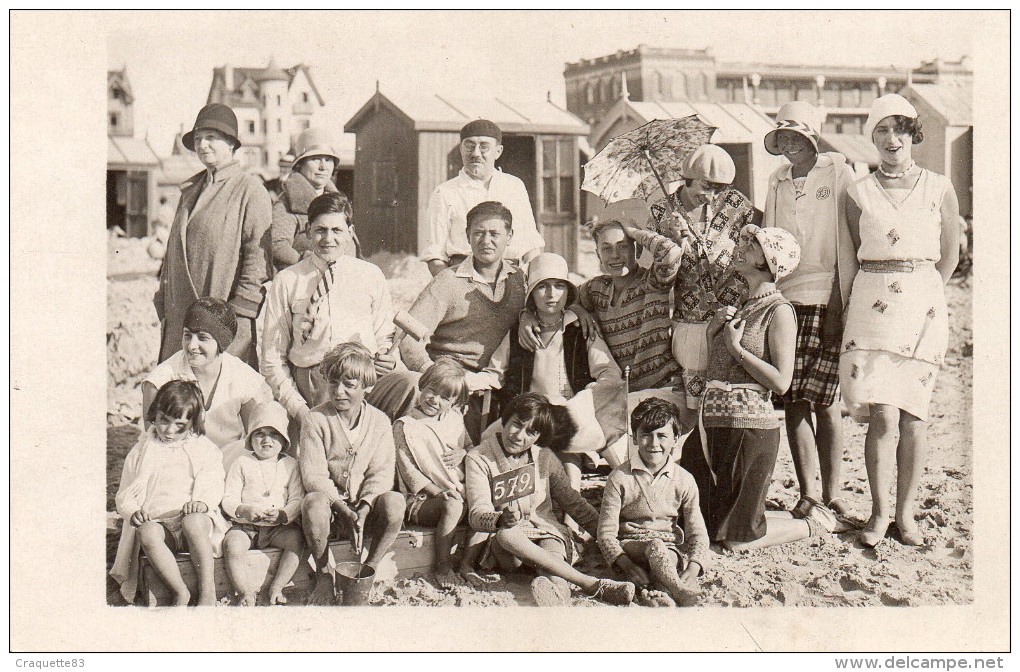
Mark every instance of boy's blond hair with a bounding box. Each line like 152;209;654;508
319;342;377;387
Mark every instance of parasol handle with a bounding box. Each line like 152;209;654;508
641;149;719;293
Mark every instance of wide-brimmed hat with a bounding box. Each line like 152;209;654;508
183;104;240;151
682;144;735;185
863;94;918;140
739;224;801;282
764;101;823;155
526;253;577;306
293;127;340;165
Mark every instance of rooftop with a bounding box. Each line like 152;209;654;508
904;81;973;125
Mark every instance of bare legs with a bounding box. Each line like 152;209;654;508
137;514;215;606
223;530;257;605
786;399;845;505
861;404;928;546
414;496;467;586
723;512;812;552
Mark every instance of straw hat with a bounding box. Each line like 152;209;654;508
863;94;918;140
293;128;340;165
764;101;824;155
739;224;801;282
682;144;735;184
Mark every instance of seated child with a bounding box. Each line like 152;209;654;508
110;380;228;606
465;392;636;606
222;401;306;606
597;397;709;606
394;357;489;587
299;342;406;605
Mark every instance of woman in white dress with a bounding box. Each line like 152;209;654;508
839;95;960;547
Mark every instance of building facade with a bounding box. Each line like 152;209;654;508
205;58;326;176
107;69;160;237
564;46;971;135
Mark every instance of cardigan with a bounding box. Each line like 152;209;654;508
154;161;272;362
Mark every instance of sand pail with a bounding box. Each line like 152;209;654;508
335;562;376;605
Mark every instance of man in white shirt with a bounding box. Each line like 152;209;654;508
419;119;544;276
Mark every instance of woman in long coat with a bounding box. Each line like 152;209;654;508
154;103;272;367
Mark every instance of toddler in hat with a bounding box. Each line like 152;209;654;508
762;101;855;519
222;400;306;606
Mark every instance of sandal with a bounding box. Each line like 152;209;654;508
803;499;837;535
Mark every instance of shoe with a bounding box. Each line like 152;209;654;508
790;498;813;519
549;576;573;603
826;498;852;517
859;516;892;548
588;578;635;606
804;500;838;534
895;519;925;546
531;576;569;606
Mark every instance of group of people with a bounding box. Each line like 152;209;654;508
110;90;959;607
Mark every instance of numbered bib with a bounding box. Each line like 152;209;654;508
490;463;537;508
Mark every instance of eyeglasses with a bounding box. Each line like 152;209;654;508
461;140;497;155
698;180;728;193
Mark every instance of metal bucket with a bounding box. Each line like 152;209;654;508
335;562;376;606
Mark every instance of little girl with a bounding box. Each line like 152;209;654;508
222;401;305;606
394;358;488;587
111;380;229;605
465;392;635;606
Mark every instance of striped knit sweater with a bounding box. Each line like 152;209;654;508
578;230;684;392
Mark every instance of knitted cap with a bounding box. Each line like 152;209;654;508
460;119;502;144
682;144;735;184
183;104;240;151
764;101;823;155
863;94;918;141
740;224;801;282
183;297;237;353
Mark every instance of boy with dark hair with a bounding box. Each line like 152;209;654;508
597;397;709;606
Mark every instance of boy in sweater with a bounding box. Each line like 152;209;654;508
597;397;709;606
299;343;405;605
222;401;306;606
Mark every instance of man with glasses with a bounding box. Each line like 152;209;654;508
645;143;761;424
420;119;544;276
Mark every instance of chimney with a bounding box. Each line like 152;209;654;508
224;63;234;91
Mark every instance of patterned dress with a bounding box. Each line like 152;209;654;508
839;170;952;422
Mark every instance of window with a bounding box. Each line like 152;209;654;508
822;84;839;108
277;119;282;132
248;121;256;134
276;95;281;106
775;80;793;105
302;92;309;103
541;138;575;214
262;120;267;134
109;113;118;129
300;119;311;130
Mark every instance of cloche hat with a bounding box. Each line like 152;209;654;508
682;144;735;185
764;101;824;155
293;127;340;165
863;94;918;140
183;104;240;151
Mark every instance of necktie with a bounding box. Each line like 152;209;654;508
301;261;335;343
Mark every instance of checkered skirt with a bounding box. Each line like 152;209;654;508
784;304;841;405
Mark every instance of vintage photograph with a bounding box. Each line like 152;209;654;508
101;10;978;612
11;8;1009;655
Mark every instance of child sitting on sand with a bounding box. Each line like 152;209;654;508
110;380;228;605
465;392;636;606
222;401;306;606
394;358;490;587
597;397;709;607
299;342;406;605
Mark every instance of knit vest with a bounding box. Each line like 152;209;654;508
498;320;595;407
703;291;791;429
425;271;527;372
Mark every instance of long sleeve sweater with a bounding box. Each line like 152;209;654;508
222;453;305;524
465;427;599;542
298;401;395;509
596;459;710;572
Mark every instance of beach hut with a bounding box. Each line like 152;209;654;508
344;90;590;265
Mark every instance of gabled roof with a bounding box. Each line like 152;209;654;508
591;97;776;147
208;62;325;106
345;90;590;136
903;82;972;126
108;69;134;104
108;135;159;167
